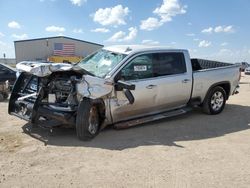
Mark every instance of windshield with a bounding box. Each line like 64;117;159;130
78;49;126;77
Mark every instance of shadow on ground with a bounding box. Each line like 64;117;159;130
22;104;250;150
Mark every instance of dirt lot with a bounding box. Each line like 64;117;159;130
0;75;250;188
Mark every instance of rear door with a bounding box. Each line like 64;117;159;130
151;52;192;110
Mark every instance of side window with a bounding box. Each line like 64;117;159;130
153;53;186;76
120;54;153;81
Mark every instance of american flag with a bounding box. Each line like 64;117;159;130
53;43;75;56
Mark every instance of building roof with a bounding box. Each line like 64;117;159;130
14;36;103;47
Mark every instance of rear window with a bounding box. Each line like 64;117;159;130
153;53;186;76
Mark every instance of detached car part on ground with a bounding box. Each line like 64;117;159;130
9;46;241;140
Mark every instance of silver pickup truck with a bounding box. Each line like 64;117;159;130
9;45;240;140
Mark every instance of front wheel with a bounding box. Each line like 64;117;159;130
76;99;100;141
202;86;226;115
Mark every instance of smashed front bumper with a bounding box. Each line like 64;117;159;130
8;72;77;127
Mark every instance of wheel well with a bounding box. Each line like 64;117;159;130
217;83;230;99
92;99;106;122
206;82;230;100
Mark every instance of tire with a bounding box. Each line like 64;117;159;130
202;86;226;115
76;99;100;141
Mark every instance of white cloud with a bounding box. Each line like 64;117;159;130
11;33;28;40
202;25;235;34
70;0;86;6
93;5;129;27
214;26;223;33
106;31;126;42
73;28;83;33
153;0;187;22
199;40;211;48
140;17;163;31
0;32;5;37
221;42;228;46
140;0;187;31
193;38;200;41
215;25;234;33
186;33;195;37
224;25;234;33
8;21;21;29
123;27;137;41
201;27;213;34
106;27;137;42
45;26;65;32
142;40;160;45
91;28;110;33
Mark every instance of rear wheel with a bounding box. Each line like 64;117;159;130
202;86;226;115
76;99;100;141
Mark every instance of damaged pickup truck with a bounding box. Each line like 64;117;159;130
9;46;240;140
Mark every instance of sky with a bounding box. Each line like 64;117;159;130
0;0;250;63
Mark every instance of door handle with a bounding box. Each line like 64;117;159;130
182;79;191;83
146;84;157;89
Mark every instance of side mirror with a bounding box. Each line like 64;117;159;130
116;80;135;91
116;80;135;104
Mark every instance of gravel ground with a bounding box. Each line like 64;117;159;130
0;75;250;188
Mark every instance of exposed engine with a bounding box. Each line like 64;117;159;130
48;77;74;103
9;72;82;126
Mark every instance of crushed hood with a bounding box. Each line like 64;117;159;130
16;61;113;99
16;61;76;77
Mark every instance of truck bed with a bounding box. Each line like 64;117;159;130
190;59;240;102
191;59;233;71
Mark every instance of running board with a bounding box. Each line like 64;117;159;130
114;107;192;129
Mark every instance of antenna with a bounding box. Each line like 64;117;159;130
125;47;132;52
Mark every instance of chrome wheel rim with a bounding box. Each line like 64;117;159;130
211;91;224;111
88;106;99;135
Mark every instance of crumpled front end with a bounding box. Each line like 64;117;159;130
9;62;113;128
8;71;80;127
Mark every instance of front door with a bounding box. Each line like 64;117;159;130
111;54;159;123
